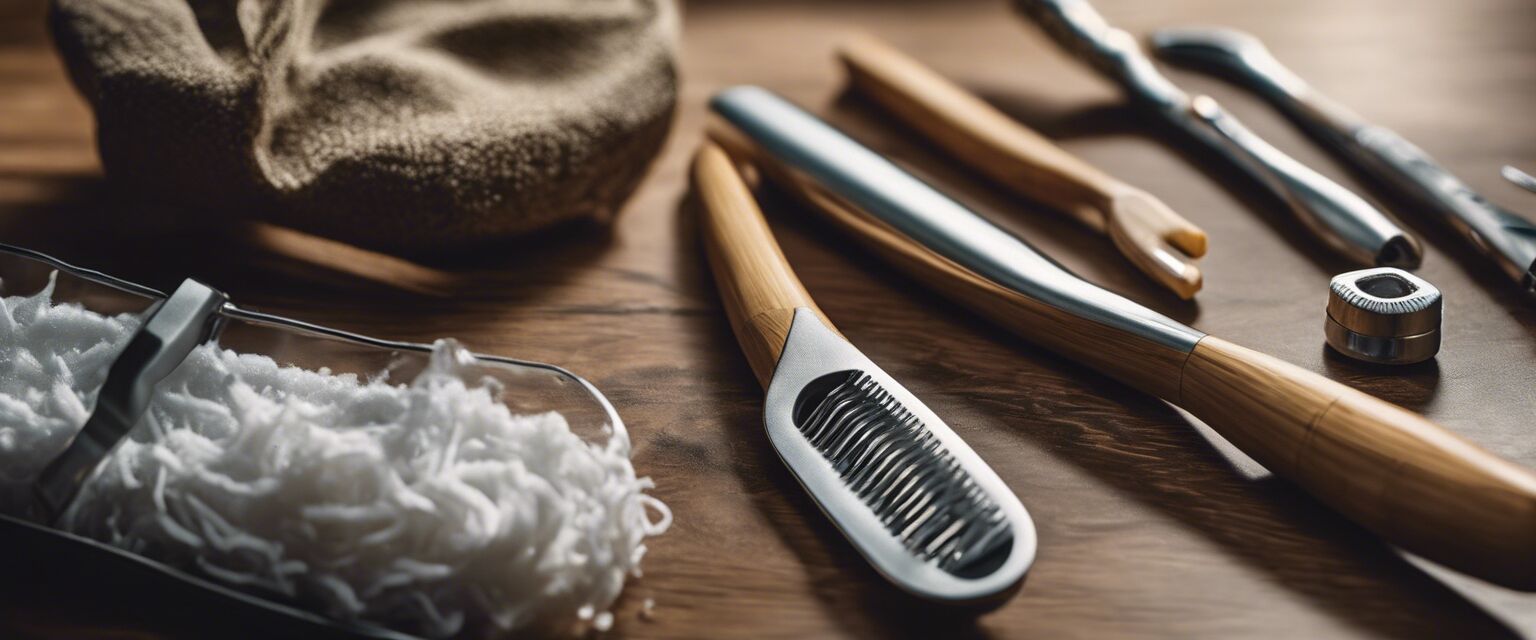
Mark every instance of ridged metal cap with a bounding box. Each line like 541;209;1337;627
1325;267;1441;365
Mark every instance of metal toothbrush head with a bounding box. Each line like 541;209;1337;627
797;370;1013;574
765;308;1036;604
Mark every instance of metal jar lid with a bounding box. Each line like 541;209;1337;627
1325;267;1442;365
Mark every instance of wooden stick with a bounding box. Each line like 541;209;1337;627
692;143;833;387
839;34;1206;299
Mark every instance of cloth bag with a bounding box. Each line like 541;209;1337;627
50;0;678;253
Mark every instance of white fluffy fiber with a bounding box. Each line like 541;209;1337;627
2;274;670;638
0;273;141;515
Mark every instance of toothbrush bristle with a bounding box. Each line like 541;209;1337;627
794;370;1011;574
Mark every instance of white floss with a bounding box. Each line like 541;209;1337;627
0;272;142;515
1;275;670;638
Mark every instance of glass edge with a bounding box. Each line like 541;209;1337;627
0;241;630;438
0;242;166;300
219;304;629;439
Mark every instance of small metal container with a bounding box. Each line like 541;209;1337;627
1325;267;1442;365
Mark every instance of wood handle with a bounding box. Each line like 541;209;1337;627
838;35;1207;299
1181;337;1536;589
733;136;1536;587
839;34;1118;225
692;143;830;388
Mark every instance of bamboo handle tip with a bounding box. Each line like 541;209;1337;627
692;141;726;172
1105;190;1207;298
835;32;888;65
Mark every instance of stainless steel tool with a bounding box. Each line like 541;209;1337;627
1151;27;1536;293
710;86;1536;591
1504;165;1536;196
692;143;1036;604
1011;0;1420;269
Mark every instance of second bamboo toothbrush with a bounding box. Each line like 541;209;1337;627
839;34;1207;299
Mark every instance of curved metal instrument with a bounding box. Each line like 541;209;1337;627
712;85;1204;353
1013;0;1421;268
1153;26;1536;292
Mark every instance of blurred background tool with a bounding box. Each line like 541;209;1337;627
1013;0;1422;269
1153;27;1536;294
712;85;1536;592
1505;166;1536;196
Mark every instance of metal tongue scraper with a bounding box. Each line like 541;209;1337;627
692;143;1036;605
1013;0;1422;269
1151;27;1536;293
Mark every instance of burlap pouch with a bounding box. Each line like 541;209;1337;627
51;0;678;253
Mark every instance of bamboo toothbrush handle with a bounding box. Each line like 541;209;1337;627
750;151;1536;587
1180;337;1536;588
839;34;1118;225
838;35;1207;299
693;143;832;388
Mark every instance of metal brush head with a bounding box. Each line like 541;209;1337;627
764;308;1035;604
796;371;1013;574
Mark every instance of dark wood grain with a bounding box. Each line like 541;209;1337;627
2;0;1536;638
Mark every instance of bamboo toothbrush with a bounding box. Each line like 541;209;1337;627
692;143;1037;605
838;34;1207;299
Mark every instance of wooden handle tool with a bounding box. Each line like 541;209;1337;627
838;34;1207;299
691;142;1040;603
710;86;1536;590
693;143;835;387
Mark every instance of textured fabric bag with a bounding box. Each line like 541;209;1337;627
50;0;678;253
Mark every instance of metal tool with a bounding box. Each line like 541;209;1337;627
1151;27;1536;293
837;34;1207;299
692;143;1035;604
1011;0;1421;269
1325;267;1442;365
34;279;227;521
710;86;1536;591
1504;165;1536;196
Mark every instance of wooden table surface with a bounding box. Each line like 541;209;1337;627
4;0;1536;638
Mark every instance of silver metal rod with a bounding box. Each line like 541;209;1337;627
1152;27;1536;292
1505;166;1536;196
1014;0;1419;268
710;86;1205;352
